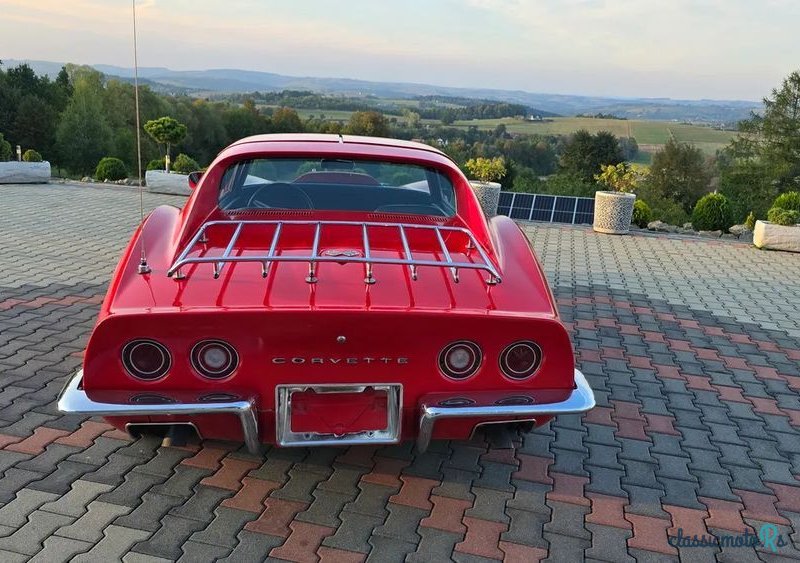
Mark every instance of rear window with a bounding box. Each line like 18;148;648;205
219;158;456;217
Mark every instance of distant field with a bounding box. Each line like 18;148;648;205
446;116;736;155
264;109;736;158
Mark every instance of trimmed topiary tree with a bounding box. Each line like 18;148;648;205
172;153;200;175
691;192;734;232
632;199;652;228
144;117;187;173
95;157;128;181
22;149;42;162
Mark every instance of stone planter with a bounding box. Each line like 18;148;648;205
469;181;501;218
593;191;636;234
0;161;51;184
753;220;800;252
145;170;190;196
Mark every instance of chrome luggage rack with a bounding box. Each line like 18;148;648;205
167;220;502;285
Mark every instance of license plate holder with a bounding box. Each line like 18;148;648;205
276;384;402;446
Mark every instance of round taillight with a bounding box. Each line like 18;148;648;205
499;341;542;380
191;340;238;379
439;341;481;379
122;340;171;381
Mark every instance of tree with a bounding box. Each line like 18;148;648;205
144;116;187;172
12;94;58;156
719;70;800;219
739;71;800;189
0;132;11;161
643;138;710;213
270;107;303;133
345;111;389;137
560;130;624;182
55;74;113;174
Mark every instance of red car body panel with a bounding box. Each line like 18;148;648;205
66;134;592;449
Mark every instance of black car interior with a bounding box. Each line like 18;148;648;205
220;159;456;217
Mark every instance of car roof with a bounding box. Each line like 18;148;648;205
228;133;451;160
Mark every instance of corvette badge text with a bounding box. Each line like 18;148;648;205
272;357;409;365
669;524;788;551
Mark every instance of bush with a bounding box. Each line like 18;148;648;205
147;158;166;171
772;191;800;213
744;211;756;231
95;157;128;181
172;153;200;175
632;199;652;228
0;133;11;161
465;157;506;183
22;149;42;162
767;207;800;226
691;193;734;231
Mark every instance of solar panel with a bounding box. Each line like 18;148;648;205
496;191;595;225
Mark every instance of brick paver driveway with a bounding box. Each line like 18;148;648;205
1;182;799;562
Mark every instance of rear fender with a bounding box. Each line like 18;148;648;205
487;215;559;317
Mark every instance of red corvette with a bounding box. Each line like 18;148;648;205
58;134;594;453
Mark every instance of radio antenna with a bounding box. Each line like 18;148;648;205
133;0;150;274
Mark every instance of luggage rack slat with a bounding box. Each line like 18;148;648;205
167;220;502;285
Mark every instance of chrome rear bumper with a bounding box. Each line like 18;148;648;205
58;368;594;455
416;369;595;452
57;370;261;454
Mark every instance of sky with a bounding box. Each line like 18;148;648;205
0;0;797;101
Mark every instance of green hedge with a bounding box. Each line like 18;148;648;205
631;199;652;228
172;153;200;175
691;193;734;231
95;157;128;181
22;149;42;162
772;191;800;213
767;207;800;226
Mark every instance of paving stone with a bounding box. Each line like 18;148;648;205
0;509;74;555
171;484;233;523
56;500;132;543
408;527;462;563
96;471;166;509
585;523;635;563
321;511;383;554
364;534;416;562
131;514;208;561
0;468;47;503
541;531;591;562
27;460;95;495
114;492;186;532
0;489;60;533
190;507;258;548
217;529;284;562
502;508;549;549
374;503;427;543
296;489;352;528
28;536;92;563
464;486;512;524
39;479;113;517
177;540;231;562
544;500;591;540
344;481;396;519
